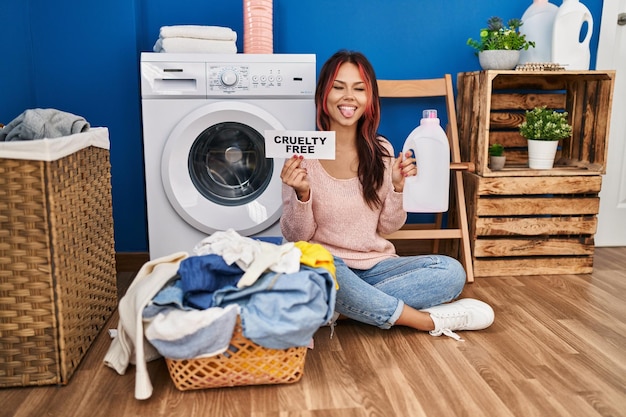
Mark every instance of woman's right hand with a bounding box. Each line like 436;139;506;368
280;155;310;201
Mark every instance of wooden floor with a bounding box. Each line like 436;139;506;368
2;247;625;417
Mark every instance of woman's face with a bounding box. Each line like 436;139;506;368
326;62;368;129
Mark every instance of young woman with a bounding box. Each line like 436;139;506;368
280;50;493;340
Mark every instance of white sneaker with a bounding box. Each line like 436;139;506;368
421;298;494;341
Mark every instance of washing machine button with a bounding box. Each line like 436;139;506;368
220;69;238;86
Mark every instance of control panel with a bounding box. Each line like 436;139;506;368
141;53;316;99
207;62;313;97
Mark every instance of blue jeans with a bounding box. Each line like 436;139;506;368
333;255;466;329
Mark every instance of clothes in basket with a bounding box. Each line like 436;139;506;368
0;108;90;142
104;231;337;400
142;250;337;354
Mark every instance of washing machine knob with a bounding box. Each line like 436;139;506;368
220;70;238;86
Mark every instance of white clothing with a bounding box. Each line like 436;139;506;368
103;252;188;400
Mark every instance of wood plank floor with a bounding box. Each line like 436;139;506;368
2;247;625;417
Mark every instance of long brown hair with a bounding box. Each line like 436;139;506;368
315;50;391;209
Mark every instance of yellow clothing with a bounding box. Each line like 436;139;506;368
294;241;338;289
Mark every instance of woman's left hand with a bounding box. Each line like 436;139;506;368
392;151;417;192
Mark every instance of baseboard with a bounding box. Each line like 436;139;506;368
115;252;150;273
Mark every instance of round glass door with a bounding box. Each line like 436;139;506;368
161;101;285;235
188;121;272;207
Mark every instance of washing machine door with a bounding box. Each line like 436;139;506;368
161;101;286;236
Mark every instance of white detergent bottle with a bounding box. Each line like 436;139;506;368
519;0;559;64
551;0;593;70
402;109;450;213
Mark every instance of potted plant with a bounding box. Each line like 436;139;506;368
488;143;506;171
518;105;573;169
467;16;535;70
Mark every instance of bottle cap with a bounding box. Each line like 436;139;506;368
423;109;438;119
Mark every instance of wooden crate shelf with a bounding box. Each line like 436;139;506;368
463;173;602;277
457;70;615;277
457;70;616;177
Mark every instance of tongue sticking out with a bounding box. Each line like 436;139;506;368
339;106;356;118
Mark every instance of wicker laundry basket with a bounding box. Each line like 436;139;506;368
0;131;117;387
165;317;308;390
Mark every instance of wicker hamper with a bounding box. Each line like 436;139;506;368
166;317;308;391
0;128;117;387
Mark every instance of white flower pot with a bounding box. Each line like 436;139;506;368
478;50;520;70
527;139;559;169
489;155;506;171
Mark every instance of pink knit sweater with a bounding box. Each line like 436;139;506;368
280;141;407;270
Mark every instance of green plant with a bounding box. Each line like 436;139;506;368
488;143;504;156
467;16;535;53
518;106;573;141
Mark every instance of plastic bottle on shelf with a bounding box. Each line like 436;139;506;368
402;109;450;213
519;0;559;64
551;0;593;70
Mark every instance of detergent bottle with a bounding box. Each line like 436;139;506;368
402;109;450;213
551;0;593;70
519;0;559;64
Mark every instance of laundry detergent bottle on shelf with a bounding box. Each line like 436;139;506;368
551;0;593;70
519;0;559;64
401;109;450;213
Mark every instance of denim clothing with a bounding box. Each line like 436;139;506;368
142;278;188;318
178;254;244;309
333;255;465;329
213;266;337;349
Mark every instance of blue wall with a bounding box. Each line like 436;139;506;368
0;0;604;252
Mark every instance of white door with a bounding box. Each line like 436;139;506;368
595;0;626;246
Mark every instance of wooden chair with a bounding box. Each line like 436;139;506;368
378;75;475;282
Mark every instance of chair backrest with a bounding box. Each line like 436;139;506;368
377;75;461;164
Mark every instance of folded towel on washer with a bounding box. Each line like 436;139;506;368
159;25;237;41
0;108;90;142
153;37;237;54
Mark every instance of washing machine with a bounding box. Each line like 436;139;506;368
140;53;316;259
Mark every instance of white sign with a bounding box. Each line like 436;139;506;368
264;130;336;160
